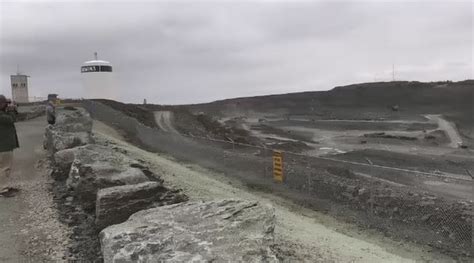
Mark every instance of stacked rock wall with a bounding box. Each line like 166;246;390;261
46;107;186;225
44;108;94;155
46;106;278;262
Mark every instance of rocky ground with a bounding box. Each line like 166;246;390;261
91;119;459;262
2;99;470;261
98;99;260;145
43;107;191;261
86;99;472;260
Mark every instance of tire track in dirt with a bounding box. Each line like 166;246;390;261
154;111;180;134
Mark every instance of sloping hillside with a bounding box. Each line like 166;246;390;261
186;80;472;118
185;80;473;144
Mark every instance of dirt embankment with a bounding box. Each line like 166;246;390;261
443;113;474;148
86;100;473;260
93;120;459;262
94;99;158;128
99;100;260;145
277;150;473;258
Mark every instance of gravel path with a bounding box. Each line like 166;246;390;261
93;120;455;262
0;117;70;262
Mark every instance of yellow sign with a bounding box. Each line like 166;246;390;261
273;150;283;182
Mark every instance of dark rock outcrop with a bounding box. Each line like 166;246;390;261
95;182;186;229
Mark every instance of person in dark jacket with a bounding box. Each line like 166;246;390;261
46;100;56;125
0;95;19;187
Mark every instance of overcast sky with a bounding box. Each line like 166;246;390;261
0;0;472;104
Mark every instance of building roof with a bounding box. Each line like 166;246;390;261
83;60;112;66
10;74;29;78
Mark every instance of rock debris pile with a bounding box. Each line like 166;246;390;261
45;107;278;262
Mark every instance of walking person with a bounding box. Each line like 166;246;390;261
46;100;56;125
0;95;19;191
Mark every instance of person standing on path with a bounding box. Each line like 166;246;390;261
46;100;56;125
0;95;19;188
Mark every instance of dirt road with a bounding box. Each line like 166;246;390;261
0;117;68;262
154;111;179;134
92;120;456;262
426;114;463;148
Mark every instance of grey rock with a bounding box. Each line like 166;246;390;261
55;108;93;133
100;199;277;263
54;144;135;173
51;131;93;152
96;182;174;229
44;108;94;154
54;148;77;171
67;160;150;208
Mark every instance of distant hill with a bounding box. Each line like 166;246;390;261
186;80;472;117
97;80;473;145
184;80;473;143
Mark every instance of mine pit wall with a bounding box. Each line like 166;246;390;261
43;106;188;261
82;100;473;259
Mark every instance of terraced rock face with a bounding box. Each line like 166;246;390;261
100;199;277;263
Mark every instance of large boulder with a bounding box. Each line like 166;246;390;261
54;144;131;173
53;147;77;172
55;107;93;133
95;182;186;230
67;160;150;209
46;129;93;153
64;144;154;208
100;199;277;262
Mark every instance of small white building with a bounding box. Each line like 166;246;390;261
10;73;29;103
81;53;116;99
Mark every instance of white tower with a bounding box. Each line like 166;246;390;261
81;52;116;99
10;67;29;103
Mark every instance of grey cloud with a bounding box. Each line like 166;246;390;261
0;1;472;104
